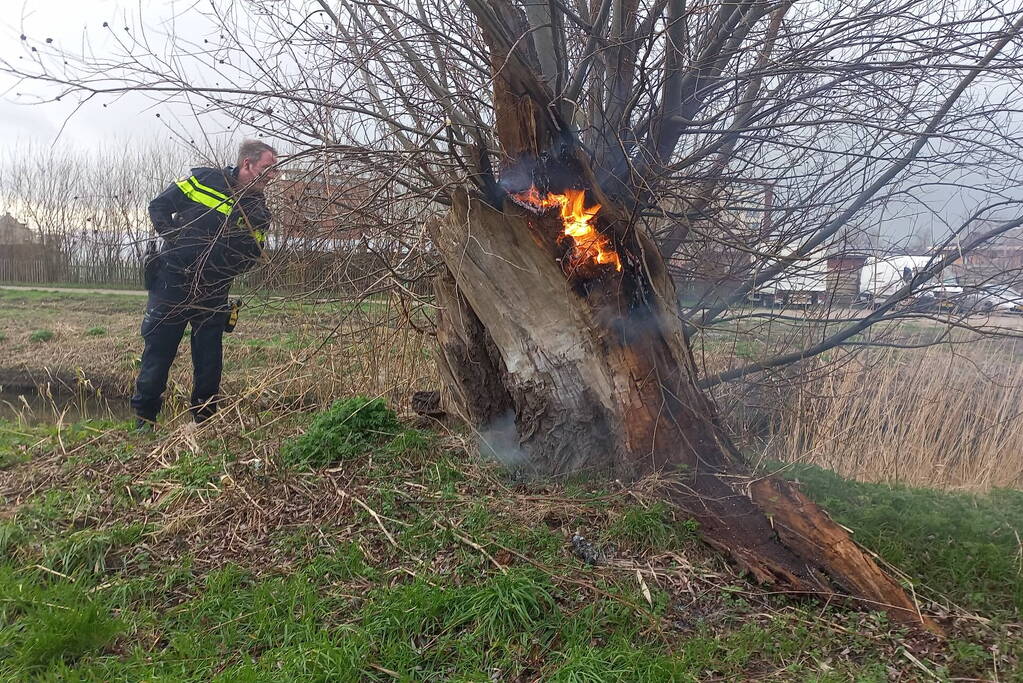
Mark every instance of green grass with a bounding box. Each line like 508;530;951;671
150;452;222;489
0;288;143;311
85;326;107;337
0;567;123;671
778;462;1023;617
281;395;406;468
0;422;38;469
1;414;1021;680
29;329;54;343
0;555;902;682
42;523;149;576
605;501;699;552
0;280;143;292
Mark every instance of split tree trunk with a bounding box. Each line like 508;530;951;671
430;193;935;632
428;0;939;633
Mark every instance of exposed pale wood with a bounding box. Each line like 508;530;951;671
751;476;942;633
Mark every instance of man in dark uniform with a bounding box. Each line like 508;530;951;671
131;140;278;431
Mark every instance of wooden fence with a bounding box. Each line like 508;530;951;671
0;251;430;296
0;257;142;288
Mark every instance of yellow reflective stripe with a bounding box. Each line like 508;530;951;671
174;175;264;245
188;176;231;202
232;206;265;245
175;178;234;217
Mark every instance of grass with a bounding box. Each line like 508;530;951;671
777;462;1023;617
762;340;1023;490
150;451;223;489
0;406;1021;680
0;280;144;292
3;289;1023;678
280;395;405;468
0;287;144;311
605;500;699;552
29;329;54;343
0;567;123;671
0;287;436;419
0;422;38;469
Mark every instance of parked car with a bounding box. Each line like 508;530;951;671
960;285;1023;314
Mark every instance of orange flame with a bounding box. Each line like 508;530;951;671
512;186;622;272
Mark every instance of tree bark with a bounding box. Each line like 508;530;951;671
429;0;940;634
429;191;939;634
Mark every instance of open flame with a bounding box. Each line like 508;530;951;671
512;186;623;272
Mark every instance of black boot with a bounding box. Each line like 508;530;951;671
135;417;156;433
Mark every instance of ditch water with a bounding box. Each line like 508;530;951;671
0;387;134;426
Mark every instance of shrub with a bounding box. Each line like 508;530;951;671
29;329;54;343
281;396;401;468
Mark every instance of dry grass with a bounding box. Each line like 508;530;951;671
759;340;1023;491
6;289;1023;492
0;289;436;421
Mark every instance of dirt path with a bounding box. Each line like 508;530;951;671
0;285;148;296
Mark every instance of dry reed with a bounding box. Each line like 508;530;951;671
761;340;1023;491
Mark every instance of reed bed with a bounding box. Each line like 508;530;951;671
760;340;1023;491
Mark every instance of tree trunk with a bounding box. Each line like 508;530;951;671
429;189;938;634
428;0;940;634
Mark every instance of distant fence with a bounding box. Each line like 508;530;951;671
0;257;142;288
0;251;430;296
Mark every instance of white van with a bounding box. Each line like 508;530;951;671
858;255;961;309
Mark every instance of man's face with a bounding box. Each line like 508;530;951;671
238;151;279;191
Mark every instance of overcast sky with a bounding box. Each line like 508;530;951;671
3;1;1022;246
0;1;239;154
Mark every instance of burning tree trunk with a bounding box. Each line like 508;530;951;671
430;186;936;632
428;0;940;633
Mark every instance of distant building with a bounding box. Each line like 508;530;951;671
825;248;870;303
258;173;425;294
667;189;768;305
270;179;373;251
932;237;1023;288
0;213;67;282
0;213;34;245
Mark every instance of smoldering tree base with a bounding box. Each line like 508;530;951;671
430;190;939;634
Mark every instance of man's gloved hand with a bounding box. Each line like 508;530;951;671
225;298;242;333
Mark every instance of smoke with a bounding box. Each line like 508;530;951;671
497;159;537;195
497;149;586;196
477;409;531;474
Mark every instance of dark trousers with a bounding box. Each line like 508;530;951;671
131;298;228;423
